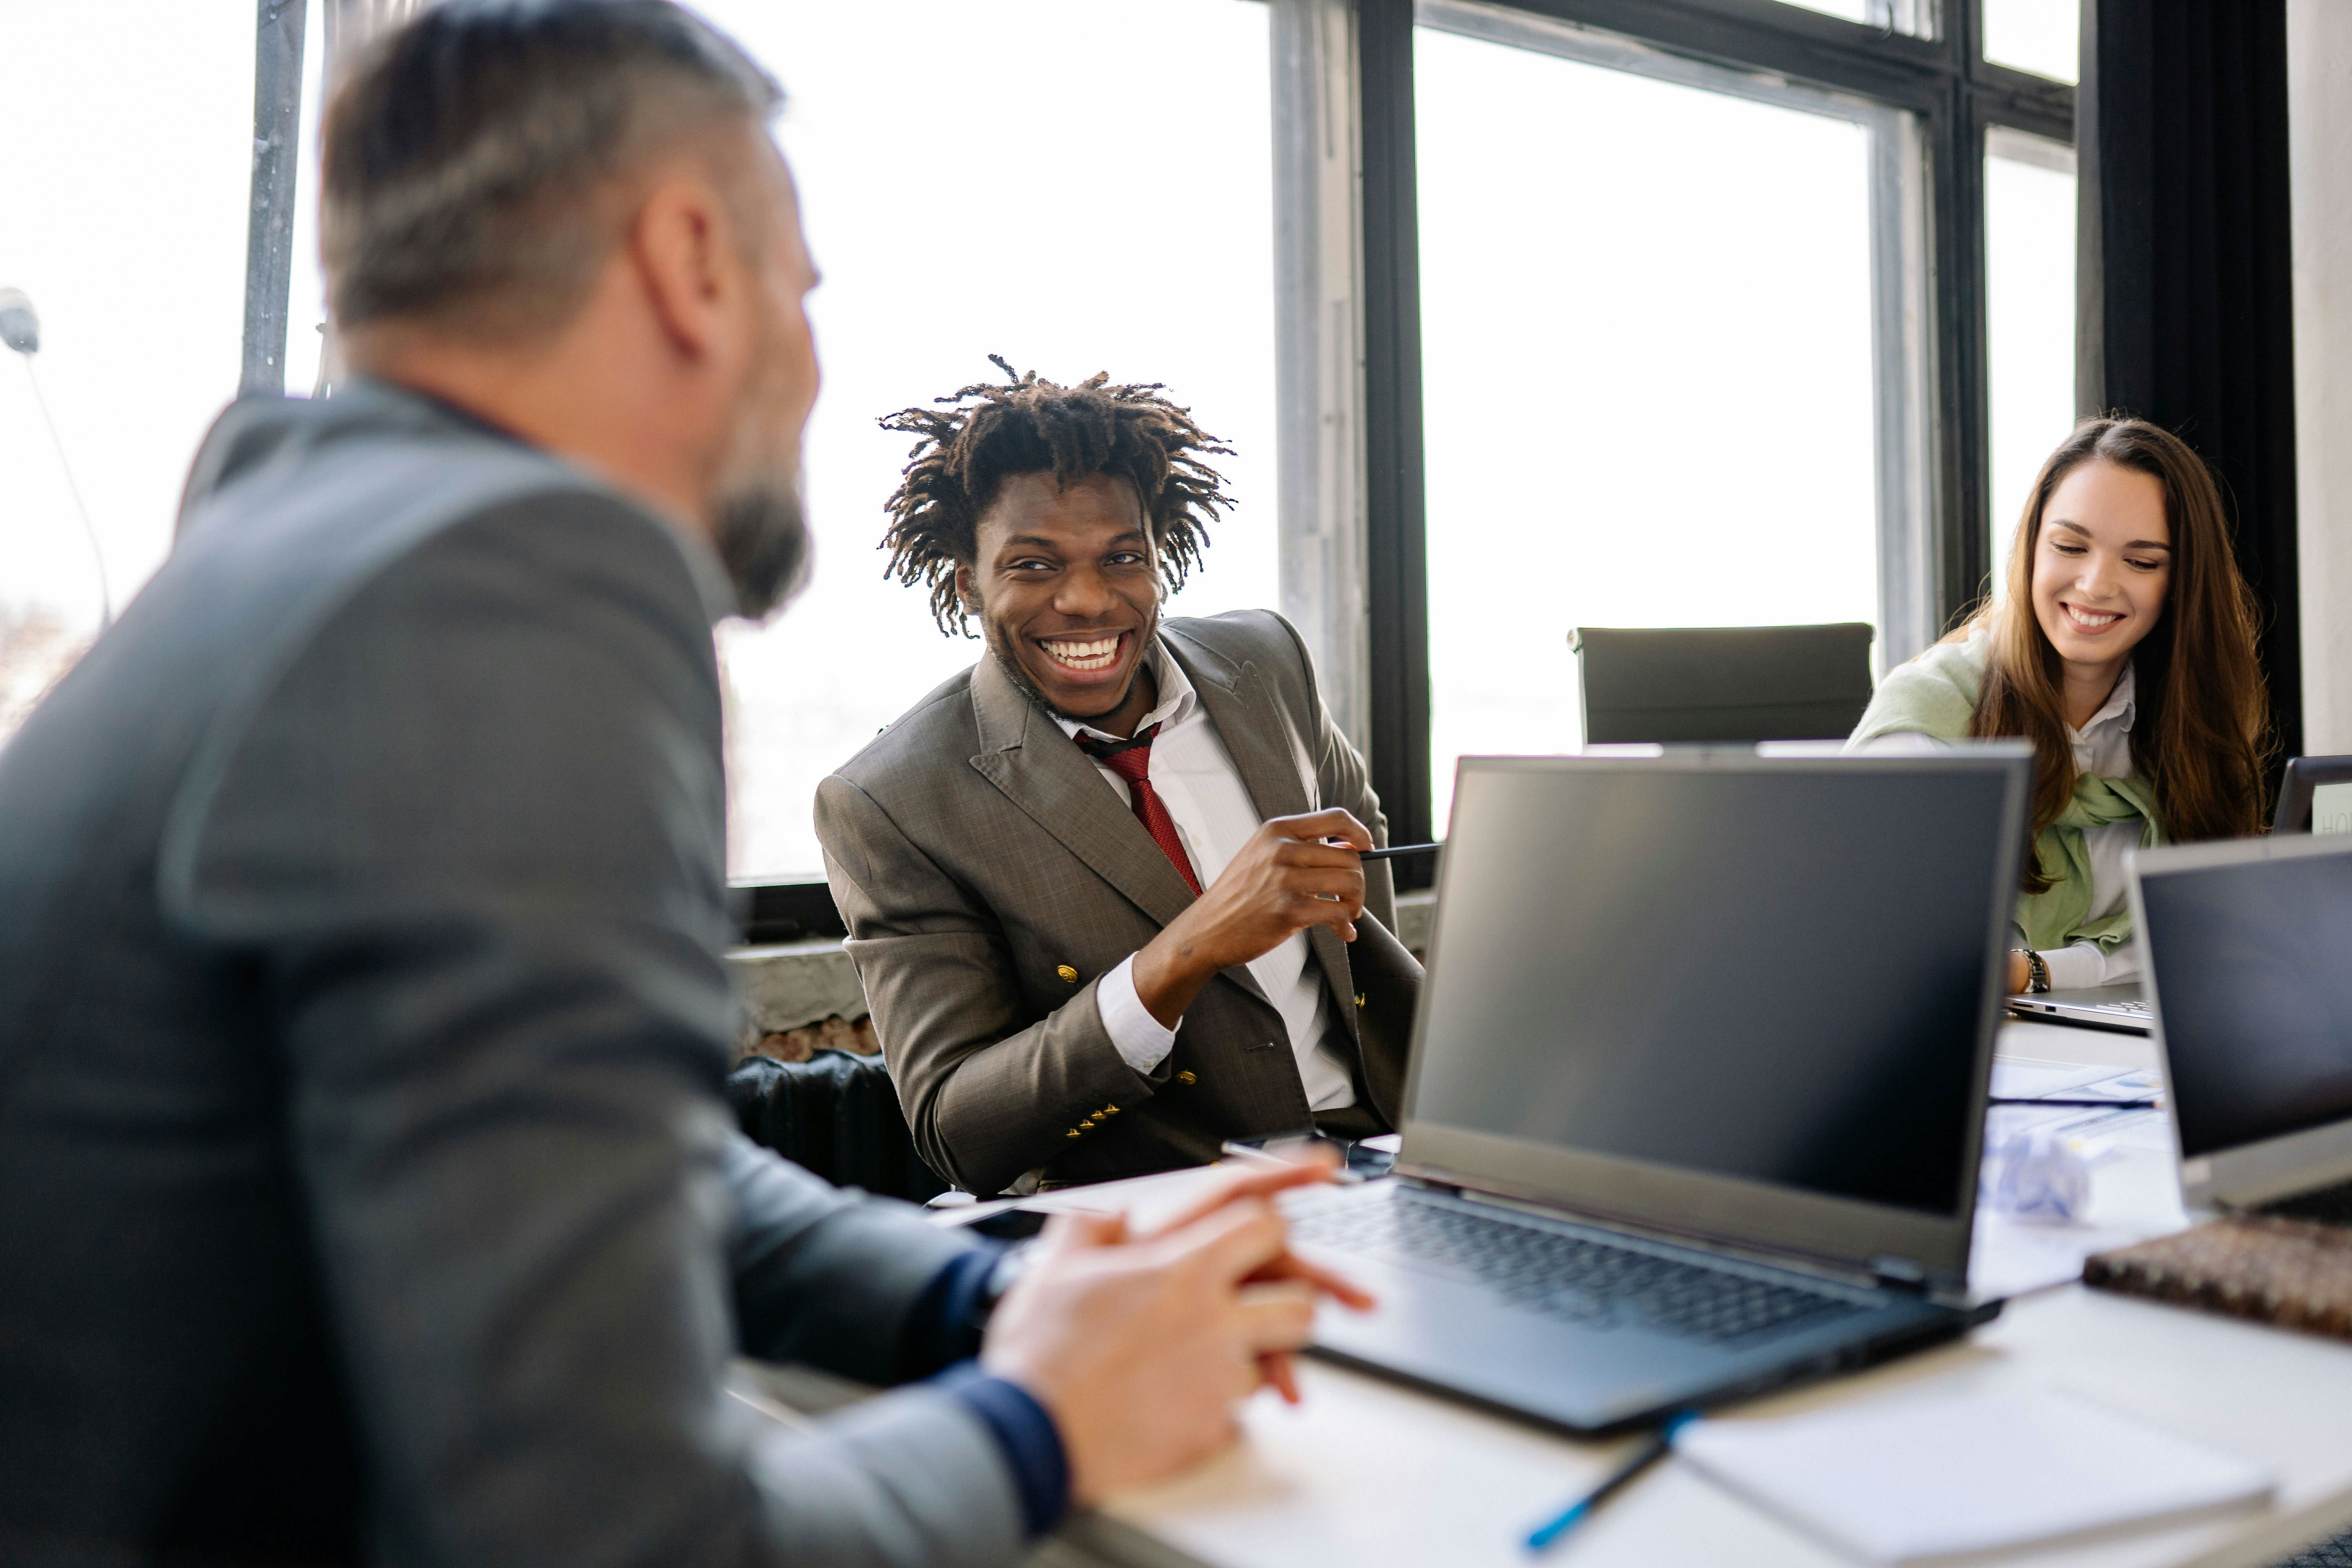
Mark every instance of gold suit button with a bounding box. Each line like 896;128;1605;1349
1355;992;1367;1009
1065;1128;1081;1138
1176;1070;1198;1085
1056;964;1078;983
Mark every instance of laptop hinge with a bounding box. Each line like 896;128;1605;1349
1870;1255;1931;1293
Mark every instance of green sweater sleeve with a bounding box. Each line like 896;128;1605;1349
1842;628;1989;748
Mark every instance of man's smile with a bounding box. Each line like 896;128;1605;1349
1036;630;1133;675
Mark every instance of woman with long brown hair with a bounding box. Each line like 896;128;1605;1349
1847;417;2271;996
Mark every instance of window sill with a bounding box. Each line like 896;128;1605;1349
726;890;1435;1042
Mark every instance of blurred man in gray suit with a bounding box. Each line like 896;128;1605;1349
0;4;1366;1565
817;369;1423;1197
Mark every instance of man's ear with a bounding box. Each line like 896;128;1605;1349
953;561;978;608
629;178;737;363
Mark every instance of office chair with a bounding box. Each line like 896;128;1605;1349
726;1049;950;1203
1568;623;1876;745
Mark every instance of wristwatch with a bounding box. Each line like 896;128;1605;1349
2015;948;2051;994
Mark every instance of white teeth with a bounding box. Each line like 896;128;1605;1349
2067;606;2122;628
1042;635;1122;670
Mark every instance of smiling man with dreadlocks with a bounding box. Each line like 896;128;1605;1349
816;361;1422;1195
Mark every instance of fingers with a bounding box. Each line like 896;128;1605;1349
1271;808;1373;851
1272;839;1372;877
1234;1279;1318;1354
1283;865;1367;900
1155;1195;1292;1289
1035;1210;1128;1258
1245;1249;1379;1311
1147;1150;1340;1236
1260;1350;1303;1405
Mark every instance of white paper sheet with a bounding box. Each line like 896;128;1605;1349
1677;1386;2275;1563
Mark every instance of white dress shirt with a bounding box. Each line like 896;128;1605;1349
1056;642;1358;1112
1856;663;2142;989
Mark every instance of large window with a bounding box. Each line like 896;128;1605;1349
690;0;1278;880
1984;126;2080;593
1415;17;1881;828
1357;0;2078;865
0;7;256;726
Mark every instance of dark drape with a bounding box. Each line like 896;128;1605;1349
2080;0;2302;760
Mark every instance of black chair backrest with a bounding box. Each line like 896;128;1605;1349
1569;623;1876;745
726;1049;949;1203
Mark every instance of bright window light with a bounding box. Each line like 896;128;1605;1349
1416;25;1878;830
1983;0;2080;85
0;7;254;678
1984;127;2079;597
688;0;1278;880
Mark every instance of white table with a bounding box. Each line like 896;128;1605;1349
1035;1022;2352;1568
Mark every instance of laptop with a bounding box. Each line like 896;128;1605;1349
2007;984;2153;1032
2009;754;2352;1034
2272;754;2352;836
2129;831;2352;1212
1285;748;2031;1435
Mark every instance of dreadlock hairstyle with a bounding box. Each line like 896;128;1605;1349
879;356;1238;637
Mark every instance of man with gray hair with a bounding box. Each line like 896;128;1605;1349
0;3;1365;1564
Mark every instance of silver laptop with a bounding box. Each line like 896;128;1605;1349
2129;832;2352;1212
2009;984;2153;1031
1286;747;2031;1434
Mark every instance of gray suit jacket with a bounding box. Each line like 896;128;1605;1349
818;613;1423;1197
0;381;1026;1568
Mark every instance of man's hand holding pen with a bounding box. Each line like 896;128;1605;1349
1130;808;1374;1028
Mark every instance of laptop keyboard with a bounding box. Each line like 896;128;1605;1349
2093;999;2152;1016
1291;1192;1869;1347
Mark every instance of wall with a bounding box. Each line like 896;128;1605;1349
2292;0;2352;752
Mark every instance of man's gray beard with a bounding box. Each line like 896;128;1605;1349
712;478;811;621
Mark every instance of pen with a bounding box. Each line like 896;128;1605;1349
1989;1096;2160;1109
1332;840;1444;862
1525;1410;1696;1553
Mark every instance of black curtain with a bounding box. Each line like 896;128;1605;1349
2080;0;2302;760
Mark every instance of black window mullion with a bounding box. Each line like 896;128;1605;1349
1934;80;1996;627
1359;0;1435;883
1468;0;1949;109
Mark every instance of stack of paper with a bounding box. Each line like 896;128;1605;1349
1677;1386;2274;1563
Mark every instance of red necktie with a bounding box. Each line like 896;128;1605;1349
1077;724;1202;895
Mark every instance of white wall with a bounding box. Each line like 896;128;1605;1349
2292;0;2352;752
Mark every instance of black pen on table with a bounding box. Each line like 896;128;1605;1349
1524;1410;1696;1553
1988;1096;2160;1109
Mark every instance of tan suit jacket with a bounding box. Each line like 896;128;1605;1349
817;610;1421;1195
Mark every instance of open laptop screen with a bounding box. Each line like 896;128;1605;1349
1410;757;2017;1220
2137;840;2352;1159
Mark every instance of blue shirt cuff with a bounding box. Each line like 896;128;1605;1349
933;1361;1070;1538
897;1244;1003;1379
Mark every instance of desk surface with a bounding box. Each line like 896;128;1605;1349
1056;1021;2352;1568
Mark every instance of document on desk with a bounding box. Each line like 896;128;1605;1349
1676;1386;2274;1564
